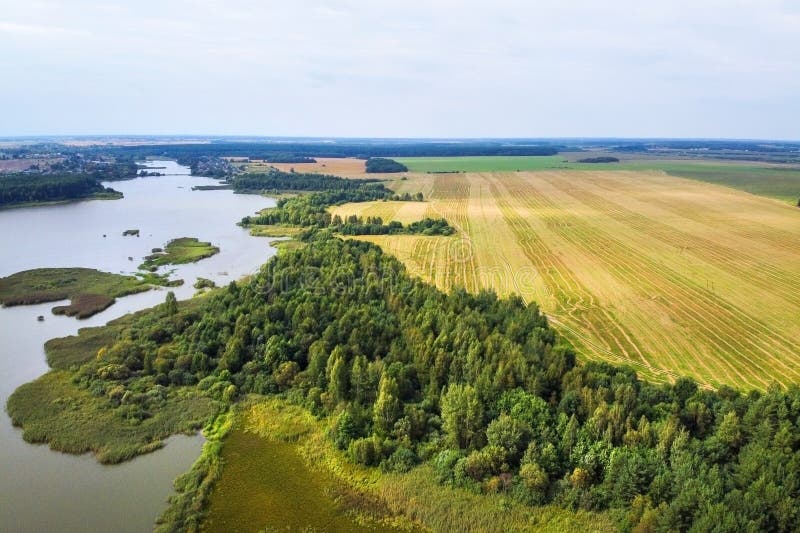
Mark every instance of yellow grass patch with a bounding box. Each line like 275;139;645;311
247;157;370;177
351;169;800;390
329;201;432;225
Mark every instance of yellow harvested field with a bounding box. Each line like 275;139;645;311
353;170;800;390
248;157;370;177
329;201;433;225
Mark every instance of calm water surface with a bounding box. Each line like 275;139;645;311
0;161;277;532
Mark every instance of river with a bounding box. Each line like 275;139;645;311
0;161;277;532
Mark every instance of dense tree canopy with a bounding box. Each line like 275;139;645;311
105;141;561;161
56;232;800;531
332;216;454;236
365;158;408;173
577;157;620;164
242;186;390;228
238;175;448;236
264;154;317;164
0;173;120;207
232;169;382;193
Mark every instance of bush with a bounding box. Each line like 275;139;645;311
463;446;505;481
348;436;382;466
382;445;418;473
333;410;358;449
519;462;549;503
433;449;463;483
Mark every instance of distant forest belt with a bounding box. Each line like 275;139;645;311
354;170;800;391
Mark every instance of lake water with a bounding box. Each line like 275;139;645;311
0;161;277;532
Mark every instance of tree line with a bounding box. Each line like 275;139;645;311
236;174;444;237
577;156;620;164
264;154;317;164
332;215;455;236
365;158;408;173
231;169;383;193
103;141;561;161
0;173;121;207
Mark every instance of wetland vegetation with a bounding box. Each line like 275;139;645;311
0;267;152;318
7;295;220;464
139;237;220;271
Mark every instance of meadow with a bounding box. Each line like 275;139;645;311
345;169;800;390
247;157;370;177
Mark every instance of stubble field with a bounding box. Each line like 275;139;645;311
345;169;800;390
247;157;370;177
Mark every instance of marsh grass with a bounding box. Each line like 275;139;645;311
139;237;220;270
52;293;115;318
44;322;127;369
0;267;151;318
6;371;216;463
156;412;233;533
203;398;405;533
247;224;304;238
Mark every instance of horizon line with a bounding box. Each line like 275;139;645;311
1;134;799;144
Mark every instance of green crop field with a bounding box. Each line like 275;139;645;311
646;162;800;203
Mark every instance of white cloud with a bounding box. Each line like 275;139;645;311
0;0;797;138
0;21;89;38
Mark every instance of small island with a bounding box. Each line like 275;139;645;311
193;277;217;290
139;237;220;271
0;267;152;318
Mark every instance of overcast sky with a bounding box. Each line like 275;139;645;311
1;0;798;139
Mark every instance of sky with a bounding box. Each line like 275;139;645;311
0;0;798;139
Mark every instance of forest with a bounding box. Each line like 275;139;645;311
365;157;408;173
0;173;121;207
577;157;620;163
12;232;800;532
103;141;561;161
231;169;382;193
241;186;391;227
264;154;317;163
332;215;455;236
